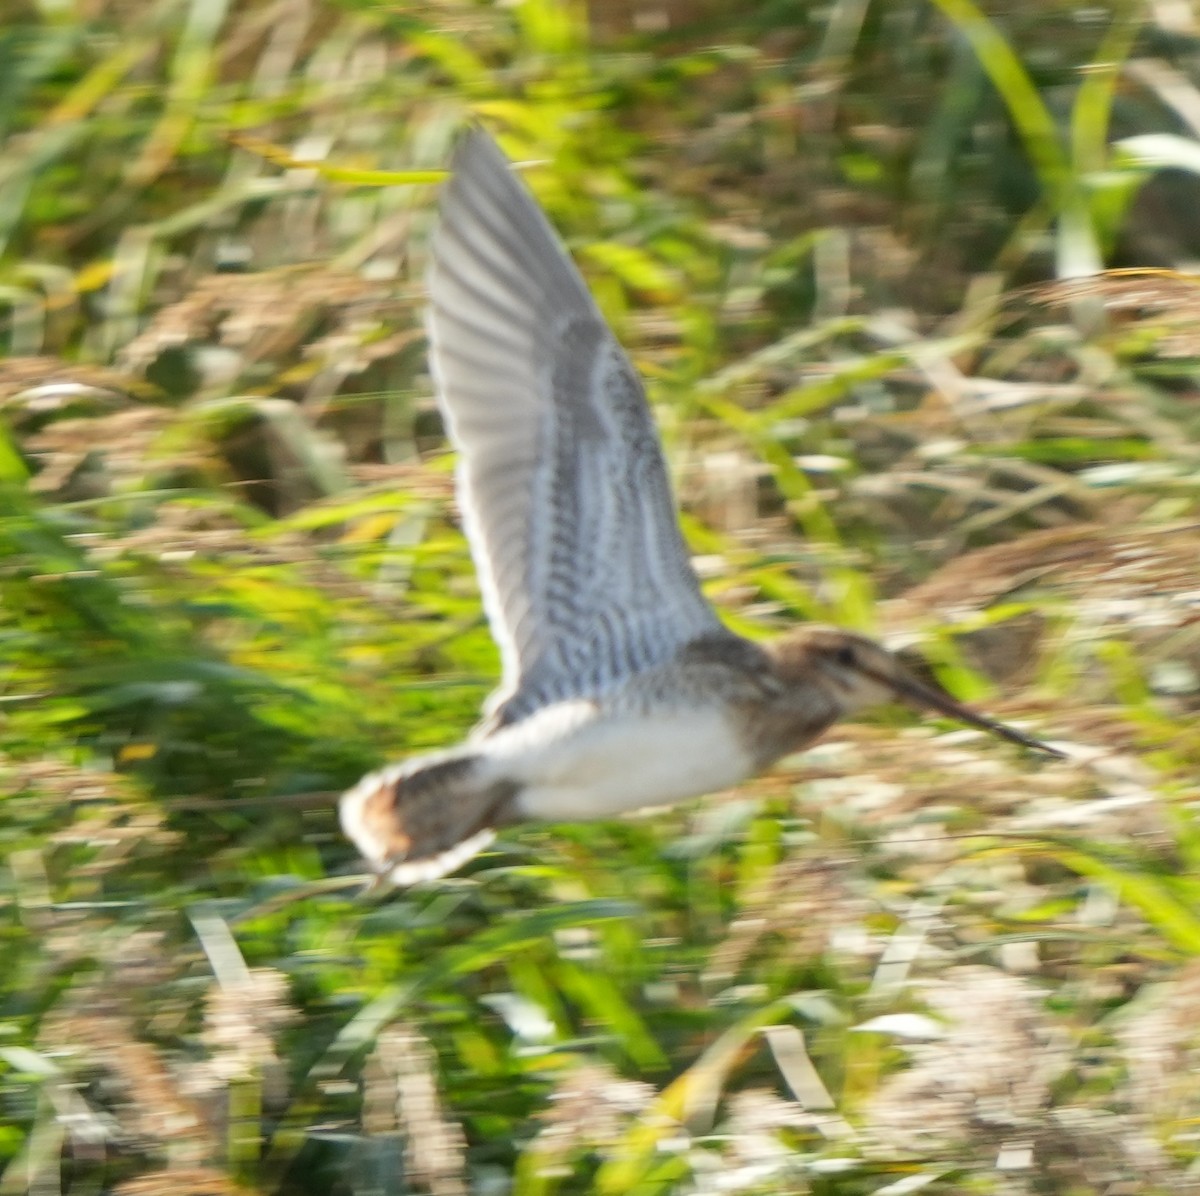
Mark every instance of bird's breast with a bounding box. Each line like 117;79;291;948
477;699;755;821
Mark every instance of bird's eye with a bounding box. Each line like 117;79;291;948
834;643;857;668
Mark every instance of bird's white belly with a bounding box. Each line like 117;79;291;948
480;701;754;821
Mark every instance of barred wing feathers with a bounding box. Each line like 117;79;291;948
426;129;722;726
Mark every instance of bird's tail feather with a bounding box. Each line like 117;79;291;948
339;754;515;885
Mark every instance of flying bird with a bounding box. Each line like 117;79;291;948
340;128;1059;885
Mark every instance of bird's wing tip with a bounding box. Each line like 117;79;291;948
450;123;509;173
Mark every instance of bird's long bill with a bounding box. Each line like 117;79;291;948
888;668;1064;758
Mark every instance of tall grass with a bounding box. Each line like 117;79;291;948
3;0;1200;1193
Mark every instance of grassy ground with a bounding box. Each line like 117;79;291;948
5;0;1200;1192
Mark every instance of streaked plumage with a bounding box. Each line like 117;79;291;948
340;129;1059;886
424;129;721;730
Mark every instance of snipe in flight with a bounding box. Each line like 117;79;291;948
340;129;1059;885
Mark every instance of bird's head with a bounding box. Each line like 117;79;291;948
774;627;1061;757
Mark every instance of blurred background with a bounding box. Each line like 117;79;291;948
5;0;1200;1192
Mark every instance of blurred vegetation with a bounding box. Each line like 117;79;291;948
6;0;1200;1192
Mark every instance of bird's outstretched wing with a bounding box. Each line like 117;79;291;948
427;128;723;727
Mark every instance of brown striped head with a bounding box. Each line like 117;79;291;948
768;627;1062;757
